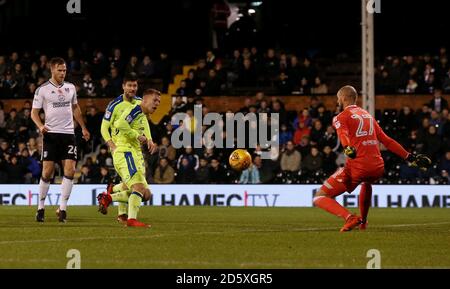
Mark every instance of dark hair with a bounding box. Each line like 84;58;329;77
122;74;138;84
49;57;66;67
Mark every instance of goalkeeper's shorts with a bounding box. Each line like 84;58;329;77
112;148;148;189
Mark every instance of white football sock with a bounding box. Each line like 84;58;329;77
59;176;74;211
38;178;50;210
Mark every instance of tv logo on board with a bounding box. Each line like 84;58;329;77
66;0;81;14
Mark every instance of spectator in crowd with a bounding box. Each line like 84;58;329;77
176;80;188;96
0;56;6;76
91;50;110;80
405;78;418;93
5;109;20;140
18;107;35;142
311;77;328;94
301;147;323;175
184;69;197;96
214;60;227;85
279;123;293;146
236;58;257;87
309;120;324;146
0;101;5;130
209;158;227;184
138;55;155;78
6;155;27;184
276;72;291;95
154;157;175;184
86;106;103;149
154;51;172;92
438;151;450;174
316;105;332;127
84;156;100;180
205;50;216;70
297;135;312;159
293;121;311;146
239;159;260;184
423;125;442;161
322;145;337;174
97;166;111;184
200;147;217;162
297;77;311;94
258;100;270;114
293;108;313;129
27;137;40;160
271;99;288;126
158;136;177;163
280;141;301;172
228;49;242;84
96;77;115;97
110;48;126;74
109;67;122;95
195;158;210;184
263;48;279;84
80;73;97;97
398;106;417;133
1;71;19;98
204;69;222;96
319;125;338;151
96;145;113;167
176;157;196;184
429;89;448;113
12;63;26;89
376;70;394;94
177;147;199;170
78;165;93;184
125;55;139;76
18;148;38;183
254;155;277;183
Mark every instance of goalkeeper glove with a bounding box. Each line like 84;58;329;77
344;146;357;159
406;153;432;171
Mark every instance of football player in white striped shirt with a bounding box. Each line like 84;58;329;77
31;57;90;223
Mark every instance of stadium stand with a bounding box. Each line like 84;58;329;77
0;47;449;185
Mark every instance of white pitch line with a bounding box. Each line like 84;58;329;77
0;222;449;245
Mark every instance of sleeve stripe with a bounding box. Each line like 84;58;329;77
126;105;143;123
106;96;124;113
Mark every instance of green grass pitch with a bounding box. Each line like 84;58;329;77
0;206;449;268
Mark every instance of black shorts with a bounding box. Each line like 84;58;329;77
42;133;77;162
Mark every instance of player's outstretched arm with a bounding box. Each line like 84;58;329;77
375;121;409;158
375;121;431;169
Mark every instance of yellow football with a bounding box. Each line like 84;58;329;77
229;149;252;171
